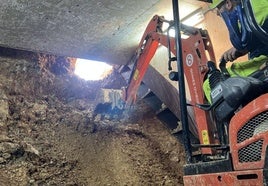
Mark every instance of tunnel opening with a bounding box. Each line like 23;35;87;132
74;58;113;81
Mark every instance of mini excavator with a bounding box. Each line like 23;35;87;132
105;0;268;185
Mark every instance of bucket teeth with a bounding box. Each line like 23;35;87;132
97;89;124;110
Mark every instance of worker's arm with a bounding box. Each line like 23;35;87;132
221;47;248;62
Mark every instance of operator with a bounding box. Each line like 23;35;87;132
203;0;268;103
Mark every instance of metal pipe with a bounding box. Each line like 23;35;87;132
172;0;192;163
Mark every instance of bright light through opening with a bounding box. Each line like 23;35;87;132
74;58;113;81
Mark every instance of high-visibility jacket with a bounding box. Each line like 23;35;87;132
226;0;268;76
221;0;268;59
203;0;268;103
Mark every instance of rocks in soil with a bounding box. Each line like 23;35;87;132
0;48;185;185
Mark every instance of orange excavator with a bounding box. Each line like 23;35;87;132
110;0;268;185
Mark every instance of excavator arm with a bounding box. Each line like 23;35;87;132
122;15;218;154
122;15;168;105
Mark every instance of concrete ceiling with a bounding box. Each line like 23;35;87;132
0;0;206;65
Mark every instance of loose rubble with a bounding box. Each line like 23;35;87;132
0;47;185;186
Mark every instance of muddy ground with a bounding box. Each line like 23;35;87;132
0;48;186;186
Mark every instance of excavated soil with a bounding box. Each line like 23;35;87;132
0;48;186;186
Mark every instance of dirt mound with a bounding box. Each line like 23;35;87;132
0;47;185;186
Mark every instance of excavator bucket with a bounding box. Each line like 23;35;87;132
95;88;125;110
93;88;125;120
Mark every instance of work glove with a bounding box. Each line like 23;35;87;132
221;47;248;62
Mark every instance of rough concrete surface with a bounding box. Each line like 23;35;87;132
0;0;204;65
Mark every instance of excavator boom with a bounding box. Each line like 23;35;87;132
122;15;218;154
